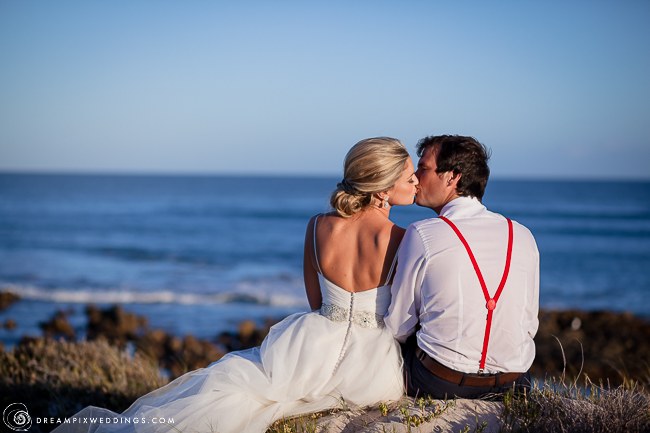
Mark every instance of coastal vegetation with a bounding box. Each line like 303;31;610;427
1;295;649;432
0;338;166;433
501;377;650;433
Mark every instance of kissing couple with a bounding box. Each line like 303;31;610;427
54;135;539;433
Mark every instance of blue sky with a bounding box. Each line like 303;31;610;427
1;1;649;179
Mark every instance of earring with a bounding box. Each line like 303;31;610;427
383;196;390;209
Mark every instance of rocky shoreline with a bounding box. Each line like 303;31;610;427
1;291;649;384
533;309;650;384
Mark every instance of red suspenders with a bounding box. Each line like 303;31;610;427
439;216;514;373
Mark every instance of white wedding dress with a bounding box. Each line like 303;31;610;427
53;218;404;433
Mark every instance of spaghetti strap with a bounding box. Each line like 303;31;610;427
384;251;399;285
312;214;323;274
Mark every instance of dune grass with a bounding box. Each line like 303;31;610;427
0;338;167;432
265;378;650;433
501;376;650;433
2;337;649;433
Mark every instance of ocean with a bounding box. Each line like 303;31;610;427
1;174;649;346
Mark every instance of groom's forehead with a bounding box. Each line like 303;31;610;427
418;146;438;168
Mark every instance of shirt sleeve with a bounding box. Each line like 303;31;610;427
385;224;427;343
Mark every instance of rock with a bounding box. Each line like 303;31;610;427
168;335;223;378
238;320;257;342
135;329;224;379
532;309;650;384
0;291;20;311
39;310;76;340
136;329;169;361
217;317;278;352
85;305;148;346
168;335;183;354
3;319;17;330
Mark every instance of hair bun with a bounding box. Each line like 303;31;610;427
330;189;371;218
337;179;357;195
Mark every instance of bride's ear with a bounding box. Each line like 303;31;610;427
376;191;389;202
375;191;391;209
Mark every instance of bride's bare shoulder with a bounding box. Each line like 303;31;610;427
312;212;405;244
306;212;339;230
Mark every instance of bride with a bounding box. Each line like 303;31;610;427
53;137;419;433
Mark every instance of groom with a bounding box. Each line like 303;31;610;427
385;135;539;399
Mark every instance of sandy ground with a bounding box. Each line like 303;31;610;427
291;397;504;433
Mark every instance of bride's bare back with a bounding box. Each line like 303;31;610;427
303;210;405;309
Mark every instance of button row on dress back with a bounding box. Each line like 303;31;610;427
319;304;385;329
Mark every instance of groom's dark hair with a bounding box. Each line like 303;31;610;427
416;135;491;200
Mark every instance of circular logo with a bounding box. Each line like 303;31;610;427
3;403;32;431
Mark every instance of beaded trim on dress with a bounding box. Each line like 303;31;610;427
320;304;385;328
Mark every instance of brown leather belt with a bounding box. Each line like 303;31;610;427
415;347;523;388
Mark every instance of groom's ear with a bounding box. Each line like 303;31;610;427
445;171;462;188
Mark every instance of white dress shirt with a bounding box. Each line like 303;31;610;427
385;196;539;374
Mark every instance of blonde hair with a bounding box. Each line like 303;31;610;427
330;137;410;217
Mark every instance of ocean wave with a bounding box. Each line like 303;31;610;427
494;207;650;222
0;284;306;308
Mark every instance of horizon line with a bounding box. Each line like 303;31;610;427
1;169;649;183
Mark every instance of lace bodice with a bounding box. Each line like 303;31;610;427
318;274;391;329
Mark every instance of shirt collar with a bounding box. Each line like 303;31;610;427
439;196;486;219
